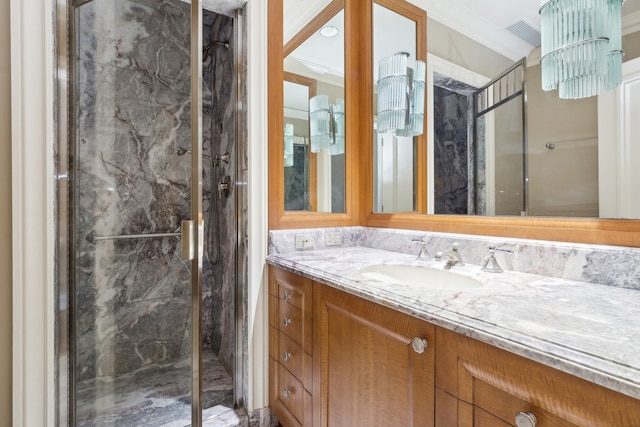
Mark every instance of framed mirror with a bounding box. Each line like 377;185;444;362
269;0;359;229
269;0;640;245
413;1;640;220
371;0;427;214
284;0;345;214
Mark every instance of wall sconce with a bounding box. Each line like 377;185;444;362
284;123;294;167
376;52;426;137
540;0;623;99
309;95;345;155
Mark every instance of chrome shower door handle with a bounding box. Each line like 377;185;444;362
218;175;232;198
180;220;196;260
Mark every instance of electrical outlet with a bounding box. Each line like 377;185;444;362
325;232;343;247
295;234;314;250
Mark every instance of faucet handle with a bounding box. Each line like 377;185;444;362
411;238;430;259
482;246;513;273
488;245;514;254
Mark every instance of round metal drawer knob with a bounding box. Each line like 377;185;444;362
282;292;292;301
411;337;429;354
515;411;537;427
282;351;292;361
282;317;292;327
282;388;292;398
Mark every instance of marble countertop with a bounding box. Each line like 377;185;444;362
266;247;640;400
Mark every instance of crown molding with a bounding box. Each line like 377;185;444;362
623;10;640;36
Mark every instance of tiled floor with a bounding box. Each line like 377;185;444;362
76;350;243;426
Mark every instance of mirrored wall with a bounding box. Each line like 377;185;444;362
283;0;345;213
371;0;427;214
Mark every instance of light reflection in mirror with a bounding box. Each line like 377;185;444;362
372;2;418;213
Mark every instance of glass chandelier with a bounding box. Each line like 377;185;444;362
540;0;624;99
376;52;426;137
309;95;345;155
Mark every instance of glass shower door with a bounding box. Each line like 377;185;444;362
473;59;527;216
70;0;203;424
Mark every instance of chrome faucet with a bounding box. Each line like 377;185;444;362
482;246;513;273
411;237;430;260
436;242;464;269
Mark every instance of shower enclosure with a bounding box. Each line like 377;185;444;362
57;0;246;424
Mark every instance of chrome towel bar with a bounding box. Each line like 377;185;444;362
85;220;196;261
86;230;181;244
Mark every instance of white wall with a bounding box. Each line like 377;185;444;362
1;0;13;422
427;17;513;80
245;0;270;413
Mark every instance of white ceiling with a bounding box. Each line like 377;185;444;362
285;0;640;70
181;0;247;17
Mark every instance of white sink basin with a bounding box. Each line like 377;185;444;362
358;264;483;290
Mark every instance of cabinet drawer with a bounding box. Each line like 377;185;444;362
270;358;303;427
473;379;577;427
279;331;312;391
269;267;313;313
279;362;312;425
436;327;640;427
279;298;313;353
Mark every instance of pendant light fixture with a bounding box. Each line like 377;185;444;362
540;0;624;99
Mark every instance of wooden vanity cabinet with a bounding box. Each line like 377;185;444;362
269;267;640;426
314;283;435;427
269;267;314;427
435;327;640;427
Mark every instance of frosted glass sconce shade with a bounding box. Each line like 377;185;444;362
284;123;294;167
329;99;345;155
309;95;346;155
376;52;426;137
540;0;623;99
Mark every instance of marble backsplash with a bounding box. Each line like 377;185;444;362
269;227;640;291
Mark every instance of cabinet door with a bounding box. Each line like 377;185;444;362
314;284;435;427
436;327;640;427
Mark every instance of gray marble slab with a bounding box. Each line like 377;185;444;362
266;246;640;401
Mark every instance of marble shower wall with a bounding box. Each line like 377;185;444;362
201;11;236;373
75;0;236;381
432;72;478;215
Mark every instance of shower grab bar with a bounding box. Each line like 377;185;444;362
86;220;196;261
87;231;182;243
86;230;180;244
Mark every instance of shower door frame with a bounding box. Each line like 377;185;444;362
472;58;529;216
57;0;206;425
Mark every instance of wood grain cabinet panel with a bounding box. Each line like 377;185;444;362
269;267;314;426
435;327;640;427
314;284;435;427
279;331;313;392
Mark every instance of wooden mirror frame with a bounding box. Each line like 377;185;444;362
269;0;364;229
269;0;640;247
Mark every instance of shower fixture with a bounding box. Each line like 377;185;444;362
203;40;230;62
177;147;212;160
176;148;229;165
214;153;230;164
